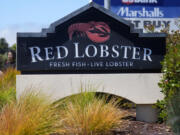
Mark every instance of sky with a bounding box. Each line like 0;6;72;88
0;0;90;46
1;0;179;46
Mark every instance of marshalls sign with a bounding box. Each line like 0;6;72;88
17;3;166;74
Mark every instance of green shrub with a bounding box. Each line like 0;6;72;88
0;53;7;69
167;89;180;134
96;93;136;109
156;30;180;123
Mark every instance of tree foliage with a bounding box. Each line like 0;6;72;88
10;43;16;52
0;54;7;70
156;29;180;134
0;38;8;54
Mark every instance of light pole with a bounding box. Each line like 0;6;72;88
104;0;111;10
89;0;111;10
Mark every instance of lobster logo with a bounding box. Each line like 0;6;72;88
68;21;111;43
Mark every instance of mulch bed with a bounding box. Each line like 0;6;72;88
113;109;173;135
52;109;173;135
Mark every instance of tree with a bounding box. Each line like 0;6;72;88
0;54;7;69
0;38;8;54
10;43;16;52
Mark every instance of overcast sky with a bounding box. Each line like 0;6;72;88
0;0;89;46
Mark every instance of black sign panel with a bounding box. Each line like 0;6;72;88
17;3;166;74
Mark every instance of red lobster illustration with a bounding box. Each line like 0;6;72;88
68;21;111;43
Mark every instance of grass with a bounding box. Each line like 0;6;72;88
55;85;124;135
0;71;125;135
0;68;20;91
0;88;16;110
0;91;60;135
0;86;124;135
0;68;20;110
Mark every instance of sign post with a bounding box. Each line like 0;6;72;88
17;2;166;123
104;0;111;10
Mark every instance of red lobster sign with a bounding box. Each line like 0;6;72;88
68;21;111;43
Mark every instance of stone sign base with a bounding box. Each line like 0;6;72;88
16;73;163;123
136;104;158;123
